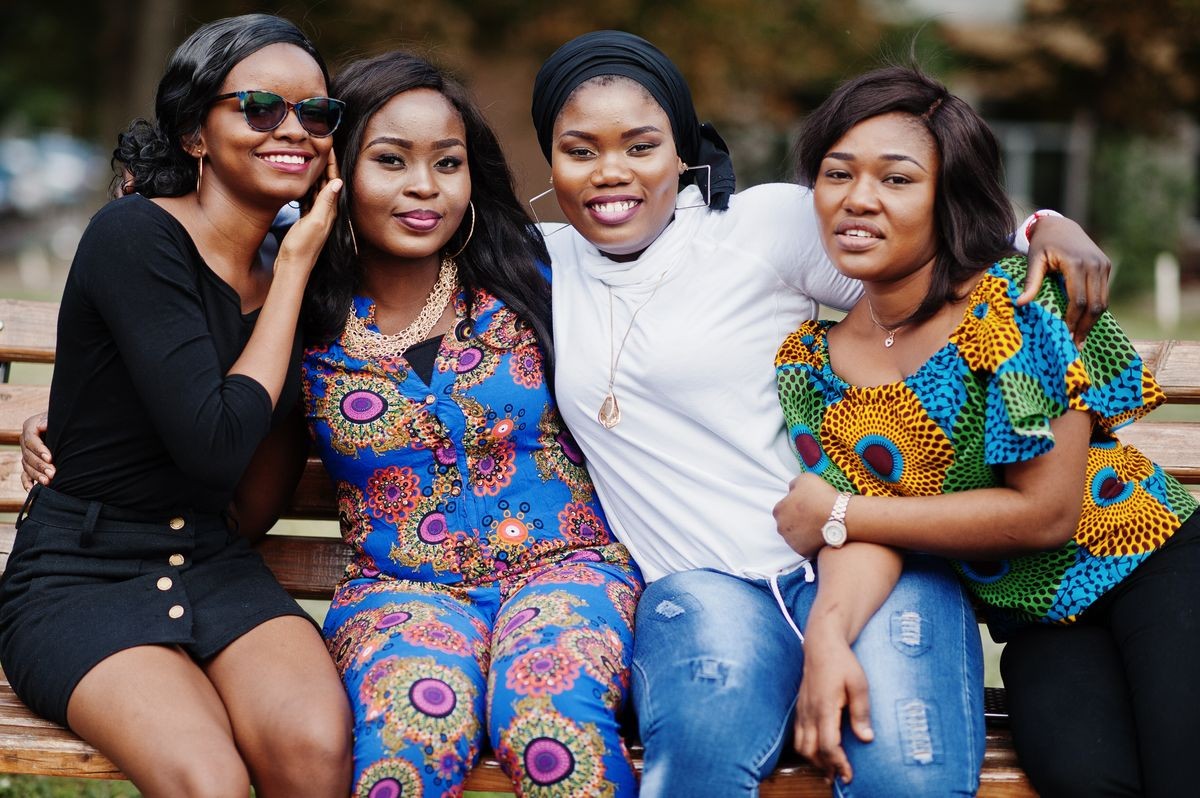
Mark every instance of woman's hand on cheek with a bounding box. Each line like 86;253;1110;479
794;631;873;785
277;150;343;278
773;473;838;558
1018;215;1111;344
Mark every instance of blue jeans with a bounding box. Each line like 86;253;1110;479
632;555;983;797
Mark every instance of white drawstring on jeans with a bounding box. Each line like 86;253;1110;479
766;560;814;645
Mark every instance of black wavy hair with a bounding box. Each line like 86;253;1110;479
113;14;328;198
795;65;1015;326
303;50;554;371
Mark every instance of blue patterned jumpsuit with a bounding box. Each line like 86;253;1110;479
304;288;643;797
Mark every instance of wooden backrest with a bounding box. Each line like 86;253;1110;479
3;298;1199;601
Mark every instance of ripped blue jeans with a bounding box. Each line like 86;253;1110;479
631;555;983;797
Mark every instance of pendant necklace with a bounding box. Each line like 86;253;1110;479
598;269;671;429
865;298;904;348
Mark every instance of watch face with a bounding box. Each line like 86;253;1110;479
822;520;848;548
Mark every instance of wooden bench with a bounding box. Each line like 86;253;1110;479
2;296;1197;796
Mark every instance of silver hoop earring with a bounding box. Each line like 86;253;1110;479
347;219;359;258
676;163;712;210
446;200;475;260
527;178;568;235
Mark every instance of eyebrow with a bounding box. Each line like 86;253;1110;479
558;125;665;142
825;151;930;173
364;136;465;150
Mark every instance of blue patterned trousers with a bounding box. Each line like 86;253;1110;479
324;556;643;797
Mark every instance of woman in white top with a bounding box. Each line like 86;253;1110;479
529;30;1111;797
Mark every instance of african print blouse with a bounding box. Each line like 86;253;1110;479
303;288;632;587
775;255;1197;638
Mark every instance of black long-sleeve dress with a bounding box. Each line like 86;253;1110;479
0;194;308;727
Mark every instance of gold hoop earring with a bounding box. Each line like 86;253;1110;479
195;154;204;195
446;200;475;260
347;219;359;258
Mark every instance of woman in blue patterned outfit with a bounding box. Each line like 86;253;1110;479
301;52;643;797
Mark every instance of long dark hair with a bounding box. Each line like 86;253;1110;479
113;14;329;198
795;65;1015;326
304;50;554;369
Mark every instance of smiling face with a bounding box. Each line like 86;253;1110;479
198;42;333;207
550;77;684;261
813;112;940;287
349;88;471;267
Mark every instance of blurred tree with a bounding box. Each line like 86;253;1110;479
941;0;1200;134
4;0;901;174
936;0;1200;287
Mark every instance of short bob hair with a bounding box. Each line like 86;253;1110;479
795;65;1015;325
115;14;328;198
304;51;553;370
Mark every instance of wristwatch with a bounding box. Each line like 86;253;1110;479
821;492;852;548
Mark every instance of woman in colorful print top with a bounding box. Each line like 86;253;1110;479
301;52;642;797
774;66;1199;797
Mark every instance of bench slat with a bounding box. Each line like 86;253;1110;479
0;341;1192;434
1135;340;1200;403
0;386;51;446
0;300;1190;402
0;666;1033;795
5;425;1197;519
0;300;57;364
1117;422;1200;483
255;533;350;599
0;453;338;518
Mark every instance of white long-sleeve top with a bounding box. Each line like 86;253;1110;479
546;183;861;582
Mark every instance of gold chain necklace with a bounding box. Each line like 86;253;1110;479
342;256;458;361
598;269;670;429
865;297;904;348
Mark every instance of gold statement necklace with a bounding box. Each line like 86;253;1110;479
598;268;671;429
342;256;459;361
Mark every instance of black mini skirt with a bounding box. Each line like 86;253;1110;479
0;485;311;727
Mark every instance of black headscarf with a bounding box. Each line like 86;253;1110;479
531;30;736;211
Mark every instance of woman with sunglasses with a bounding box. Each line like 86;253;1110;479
296;51;642;797
775;65;1200;798
0;14;352;797
529;31;1113;797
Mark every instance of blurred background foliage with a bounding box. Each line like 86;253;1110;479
1;0;1198;295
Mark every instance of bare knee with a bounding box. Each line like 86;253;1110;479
275;711;353;777
145;751;251;798
249;696;353;796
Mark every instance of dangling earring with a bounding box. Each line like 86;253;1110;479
194;153;204;195
527;177;566;235
446;200;475;260
347;219;360;258
676;164;711;210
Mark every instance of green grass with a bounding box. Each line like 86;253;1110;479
0;776;139;797
0;776;509;796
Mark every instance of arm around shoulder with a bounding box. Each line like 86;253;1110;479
229;405;310;540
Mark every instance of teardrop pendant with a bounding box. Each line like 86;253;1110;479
598;392;621;429
884;332;895;348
